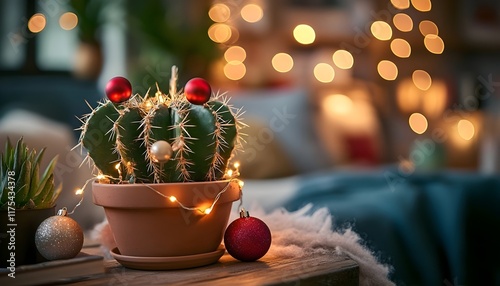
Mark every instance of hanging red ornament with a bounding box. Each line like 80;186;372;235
105;76;132;103
224;209;272;262
184;77;212;105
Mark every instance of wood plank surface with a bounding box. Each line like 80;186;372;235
71;246;359;286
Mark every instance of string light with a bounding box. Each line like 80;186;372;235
144;178;243;215
73;161;245;217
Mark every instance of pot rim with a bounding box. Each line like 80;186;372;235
92;179;241;209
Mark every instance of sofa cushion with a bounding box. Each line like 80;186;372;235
229;88;332;177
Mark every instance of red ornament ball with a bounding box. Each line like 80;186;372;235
105;76;132;103
224;210;272;262
184;77;212;105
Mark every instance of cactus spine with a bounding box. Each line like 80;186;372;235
78;67;242;183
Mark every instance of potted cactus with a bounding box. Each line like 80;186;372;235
0;138;62;267
78;67;244;269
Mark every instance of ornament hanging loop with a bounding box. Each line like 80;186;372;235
57;207;68;216
239;208;249;218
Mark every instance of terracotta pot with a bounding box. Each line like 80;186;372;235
0;207;55;267
92;180;240;258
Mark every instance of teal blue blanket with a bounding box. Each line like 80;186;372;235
285;170;500;285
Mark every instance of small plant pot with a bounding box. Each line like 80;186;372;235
0;207;55;267
92;180;240;267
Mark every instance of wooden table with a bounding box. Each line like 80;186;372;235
72;245;359;285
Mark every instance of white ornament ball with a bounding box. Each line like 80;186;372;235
35;210;84;260
150;140;173;163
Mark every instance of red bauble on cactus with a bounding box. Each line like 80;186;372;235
224;209;272;262
184;77;212;105
105;76;132;103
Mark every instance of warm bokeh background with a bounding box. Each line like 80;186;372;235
1;0;499;225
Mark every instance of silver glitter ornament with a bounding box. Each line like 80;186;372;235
35;208;83;260
150;140;173;163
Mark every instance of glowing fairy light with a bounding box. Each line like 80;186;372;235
209;3;231;23
28;13;46;33
272;53;294;73
391;0;410;10
371;21;392;41
233;162;240;169
424;34;445;54
144;178;243;215
377;60;398;81
59;12;78;31
409;113;428;134
458;119;475;141
241;4;263;23
411;0;431;12
293;24;316;45
332;50;354;70
226;169;234;177
314;63;335;83
75;189;83;195
393;13;413;32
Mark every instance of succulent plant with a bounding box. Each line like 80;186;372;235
0;138;62;210
78;67;243;183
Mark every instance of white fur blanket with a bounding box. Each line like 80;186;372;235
92;204;394;285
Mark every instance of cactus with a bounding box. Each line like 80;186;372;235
78;67;243;183
0;137;62;210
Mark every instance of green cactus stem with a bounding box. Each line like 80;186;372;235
78;66;243;183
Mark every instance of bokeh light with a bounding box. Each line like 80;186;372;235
419;20;439;36
224;61;246;80
397;78;447;118
457;119;475;140
293;24;316;45
323;94;353;115
209;3;231;23
272;53;294;73
411;0;432;12
393;13;413;32
371;21;393;41
28;13;46;33
314;63;335;83
224;46;246;63
412;70;432;91
391;0;410;10
377;60;398;81
409;113;428;134
332;50;354;69
391;38;411;58
208;23;232;43
59;12;78;31
241;4;263;23
424;34;445;54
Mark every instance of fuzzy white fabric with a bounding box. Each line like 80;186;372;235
240;204;395;286
92;204;394;285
